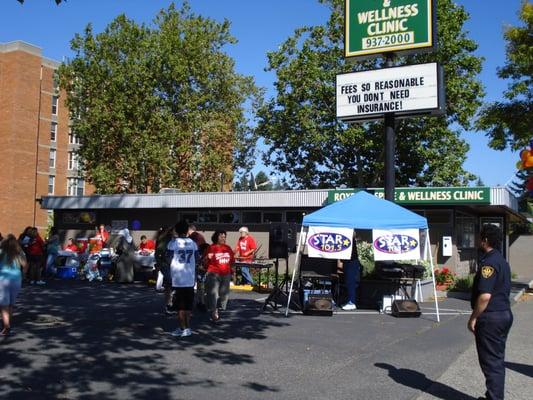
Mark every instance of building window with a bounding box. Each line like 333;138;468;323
51;95;58;115
198;212;218;223
67;178;85;196
180;213;197;224
49;149;56;168
50;122;57;142
286;211;305;223
263;212;282;223
219;211;240;224
242;211;261;224
48;175;55;194
68;151;78;170
456;214;476;249
425;210;452;225
68;128;80;144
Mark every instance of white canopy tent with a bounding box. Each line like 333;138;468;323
286;191;440;321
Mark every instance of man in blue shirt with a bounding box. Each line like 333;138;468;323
468;224;513;400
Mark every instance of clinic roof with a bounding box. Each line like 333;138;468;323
41;187;519;213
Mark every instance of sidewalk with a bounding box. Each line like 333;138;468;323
416;295;533;400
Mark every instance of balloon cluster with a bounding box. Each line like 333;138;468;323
517;139;533;198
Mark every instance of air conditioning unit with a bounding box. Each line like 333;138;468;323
159;188;181;194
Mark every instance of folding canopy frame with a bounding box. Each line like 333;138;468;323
285;192;440;322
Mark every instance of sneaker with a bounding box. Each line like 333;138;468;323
181;328;192;337
36;280;46;285
169;328;183;337
341;302;357;311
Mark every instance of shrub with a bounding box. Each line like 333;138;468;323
356;241;375;278
449;274;475;292
434;267;456;285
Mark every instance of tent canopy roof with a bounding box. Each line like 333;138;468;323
302;191;428;230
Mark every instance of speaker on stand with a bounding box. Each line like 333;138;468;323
263;223;299;311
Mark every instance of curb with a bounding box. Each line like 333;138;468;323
512;279;533;303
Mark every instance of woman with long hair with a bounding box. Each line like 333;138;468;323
0;235;27;335
204;230;235;322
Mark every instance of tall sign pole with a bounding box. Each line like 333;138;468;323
341;0;438;202
384;54;396;201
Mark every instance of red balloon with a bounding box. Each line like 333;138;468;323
527;177;533;191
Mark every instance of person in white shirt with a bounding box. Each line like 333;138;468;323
167;221;198;338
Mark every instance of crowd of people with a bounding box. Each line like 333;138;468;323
154;222;259;337
0;221;260;337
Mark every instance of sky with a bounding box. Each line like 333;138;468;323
0;0;525;188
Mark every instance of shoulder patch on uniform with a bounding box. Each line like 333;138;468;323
481;266;495;279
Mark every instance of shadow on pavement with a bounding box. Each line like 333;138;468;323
505;361;533;378
375;363;478;400
0;280;287;399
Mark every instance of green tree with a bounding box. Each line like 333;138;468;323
59;2;260;194
254;171;273;190
232;170;289;191
477;1;533;151
256;0;483;189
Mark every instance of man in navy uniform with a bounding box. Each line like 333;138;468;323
468;224;513;400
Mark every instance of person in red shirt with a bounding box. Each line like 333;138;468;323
234;226;257;285
205;230;234;322
27;227;45;285
64;238;79;253
139;235;156;253
95;225;110;247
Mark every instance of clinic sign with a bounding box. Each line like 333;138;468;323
336;62;444;122
373;187;491;204
328;187;491;205
345;0;435;58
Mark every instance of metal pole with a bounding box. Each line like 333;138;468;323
426;232;440;323
285;225;306;317
384;55;395;202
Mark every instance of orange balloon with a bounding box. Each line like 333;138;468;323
525;155;533;168
521;149;530;162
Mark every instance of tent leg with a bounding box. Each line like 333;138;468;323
285;225;306;317
426;232;440;323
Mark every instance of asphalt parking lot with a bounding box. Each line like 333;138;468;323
0;281;499;399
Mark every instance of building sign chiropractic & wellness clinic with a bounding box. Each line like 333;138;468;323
345;0;435;58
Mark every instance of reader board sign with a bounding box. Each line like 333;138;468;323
336;62;443;122
307;226;354;260
372;228;421;261
345;0;436;59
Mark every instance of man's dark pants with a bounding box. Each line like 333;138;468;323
475;310;513;400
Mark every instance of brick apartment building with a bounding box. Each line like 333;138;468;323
0;40;92;236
